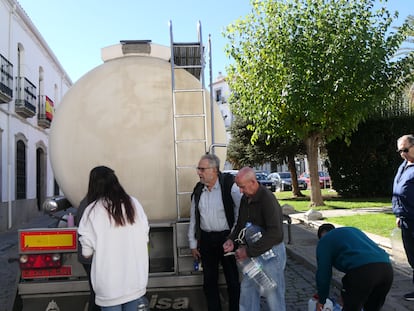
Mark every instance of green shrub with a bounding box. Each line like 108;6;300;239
326;116;414;198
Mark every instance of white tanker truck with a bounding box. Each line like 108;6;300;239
13;24;230;311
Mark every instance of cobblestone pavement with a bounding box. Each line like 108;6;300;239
285;254;341;310
288;212;414;311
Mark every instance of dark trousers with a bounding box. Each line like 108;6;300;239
401;218;414;283
341;262;393;311
82;263;101;311
200;230;240;311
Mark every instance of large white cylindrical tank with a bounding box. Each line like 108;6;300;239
50;43;227;221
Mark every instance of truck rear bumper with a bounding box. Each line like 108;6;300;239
148;273;205;288
18;279;90;296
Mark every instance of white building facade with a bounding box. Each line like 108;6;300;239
0;0;71;230
211;72;235;170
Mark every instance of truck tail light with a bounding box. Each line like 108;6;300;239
19;253;61;269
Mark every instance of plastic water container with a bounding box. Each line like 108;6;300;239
245;222;263;244
308;296;343;311
240;222;277;290
245;222;275;260
308;297;336;311
237;257;276;291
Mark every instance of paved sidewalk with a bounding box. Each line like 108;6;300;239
285;207;414;311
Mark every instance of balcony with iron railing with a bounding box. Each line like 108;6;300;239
15;76;36;118
37;95;54;128
0;54;13;103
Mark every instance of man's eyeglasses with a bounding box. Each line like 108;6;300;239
196;167;212;172
397;147;411;154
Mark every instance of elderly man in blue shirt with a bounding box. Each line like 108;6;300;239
392;134;414;301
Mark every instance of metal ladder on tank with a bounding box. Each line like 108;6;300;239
169;21;209;220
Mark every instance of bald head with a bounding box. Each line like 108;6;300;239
237;167;255;181
236;166;259;197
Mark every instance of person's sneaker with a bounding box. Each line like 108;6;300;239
404;292;414;301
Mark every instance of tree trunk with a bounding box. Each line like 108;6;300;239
287;153;304;197
305;134;325;206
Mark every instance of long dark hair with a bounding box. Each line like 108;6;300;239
87;166;135;226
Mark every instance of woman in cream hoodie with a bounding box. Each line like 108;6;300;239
78;166;149;310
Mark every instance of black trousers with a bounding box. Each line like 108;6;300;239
200;230;240;311
341;262;393;311
401;218;414;283
82;263;101;311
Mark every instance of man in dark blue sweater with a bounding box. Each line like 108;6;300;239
392;134;414;301
316;224;393;311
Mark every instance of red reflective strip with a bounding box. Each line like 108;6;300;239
21;266;72;279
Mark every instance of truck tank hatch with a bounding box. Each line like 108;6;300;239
149;226;174;273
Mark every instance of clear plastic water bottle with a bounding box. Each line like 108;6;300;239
307;296;335;311
245;222;263;244
240;222;277;290
307;295;317;311
245;222;275;260
237;257;276;291
322;298;334;311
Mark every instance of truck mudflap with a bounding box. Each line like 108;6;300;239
14;293;89;311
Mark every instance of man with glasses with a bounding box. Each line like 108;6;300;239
188;153;242;311
392;134;414;301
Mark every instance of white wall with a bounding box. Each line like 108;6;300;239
0;0;71;229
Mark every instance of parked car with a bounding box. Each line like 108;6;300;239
268;172;307;191
255;172;277;192
299;171;331;189
222;169;238;176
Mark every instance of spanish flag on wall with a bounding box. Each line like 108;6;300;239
45;96;54;121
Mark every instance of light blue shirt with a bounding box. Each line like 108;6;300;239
188;179;242;249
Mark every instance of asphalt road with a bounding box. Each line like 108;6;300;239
0;231;19;311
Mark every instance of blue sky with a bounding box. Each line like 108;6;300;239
18;0;414;84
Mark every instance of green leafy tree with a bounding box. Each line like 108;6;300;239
401;15;414;114
226;117;268;168
224;0;414;206
227;116;306;196
395;15;414;57
393;15;414;115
